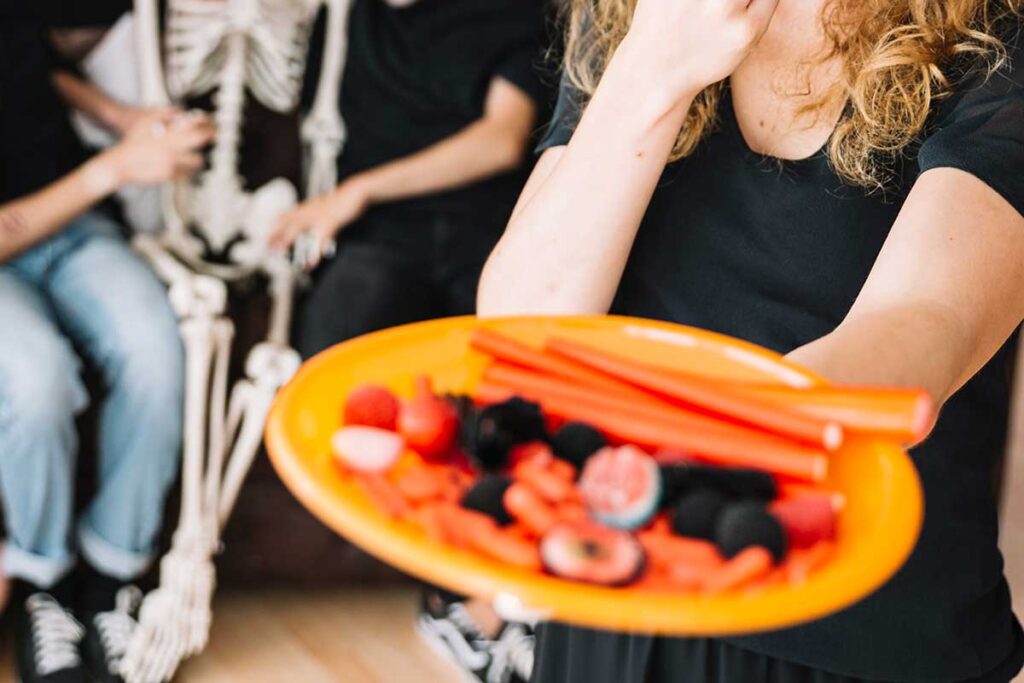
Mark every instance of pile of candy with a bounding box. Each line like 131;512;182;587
328;328;930;593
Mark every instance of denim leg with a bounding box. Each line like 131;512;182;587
39;214;183;580
0;269;86;588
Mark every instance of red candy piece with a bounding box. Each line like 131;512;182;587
769;495;837;548
398;375;458;461
344;385;400;431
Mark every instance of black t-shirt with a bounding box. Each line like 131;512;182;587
0;2;80;204
306;0;549;225
537;24;1024;683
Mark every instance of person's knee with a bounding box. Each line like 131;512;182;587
0;338;86;446
297;250;433;357
102;306;184;407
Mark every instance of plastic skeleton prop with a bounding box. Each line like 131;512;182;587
121;1;351;680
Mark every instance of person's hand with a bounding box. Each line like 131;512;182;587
269;177;374;257
622;0;781;104
104;103;181;137
103;109;216;186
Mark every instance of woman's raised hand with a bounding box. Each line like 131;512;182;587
624;0;780;104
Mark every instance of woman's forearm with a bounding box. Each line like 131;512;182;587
0;153;121;263
787;304;971;408
478;40;696;317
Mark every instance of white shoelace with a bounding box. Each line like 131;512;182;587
431;602;492;671
487;624;535;683
26;594;85;675
94;586;142;675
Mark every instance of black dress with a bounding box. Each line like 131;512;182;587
530;23;1024;683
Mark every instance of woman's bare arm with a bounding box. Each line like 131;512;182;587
478;0;781;316
789;168;1024;410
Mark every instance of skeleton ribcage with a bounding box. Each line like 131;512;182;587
164;0;316;114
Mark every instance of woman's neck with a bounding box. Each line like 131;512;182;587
729;0;846;161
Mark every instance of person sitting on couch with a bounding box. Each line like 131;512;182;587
0;4;214;682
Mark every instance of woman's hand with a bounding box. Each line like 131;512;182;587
623;0;780;104
104;103;182;137
103;109;215;186
269;177;373;254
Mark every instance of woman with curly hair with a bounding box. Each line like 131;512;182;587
479;0;1024;681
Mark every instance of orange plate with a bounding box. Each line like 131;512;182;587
265;316;922;636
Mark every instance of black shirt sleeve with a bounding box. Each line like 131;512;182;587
536;71;585;153
424;0;548;115
0;10;73;203
918;24;1024;217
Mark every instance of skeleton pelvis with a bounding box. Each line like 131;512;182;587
172;176;297;271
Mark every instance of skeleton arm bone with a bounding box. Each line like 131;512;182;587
302;0;353;197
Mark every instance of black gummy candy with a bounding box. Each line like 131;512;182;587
660;463;777;506
714;501;787;563
472;397;548;471
552;422;607;469
671;488;727;542
460;475;514;526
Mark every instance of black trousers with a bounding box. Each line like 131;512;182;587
532;623;1024;683
297;208;502;358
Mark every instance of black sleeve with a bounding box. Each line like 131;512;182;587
490;40;549;110
426;0;550;114
0;14;70;203
535;71;586;153
918;23;1024;217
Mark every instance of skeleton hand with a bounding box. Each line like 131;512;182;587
268;176;373;266
103;110;216;186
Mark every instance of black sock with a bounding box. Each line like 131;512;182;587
77;563;123;614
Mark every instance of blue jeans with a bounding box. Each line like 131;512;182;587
0;212;183;588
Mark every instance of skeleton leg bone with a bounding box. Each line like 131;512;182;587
125;239;300;682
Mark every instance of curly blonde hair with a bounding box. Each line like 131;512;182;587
562;0;1021;187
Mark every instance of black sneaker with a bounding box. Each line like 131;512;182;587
80;586;142;683
14;593;87;683
482;623;535;683
417;592;493;682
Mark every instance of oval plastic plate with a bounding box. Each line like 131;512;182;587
265;316;922;636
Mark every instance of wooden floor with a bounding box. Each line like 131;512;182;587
0;586;462;683
0;541;1022;682
174;587;461;683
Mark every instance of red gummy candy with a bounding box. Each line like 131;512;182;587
344;385;401;430
769;495;837;549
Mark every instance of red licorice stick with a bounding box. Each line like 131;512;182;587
737;383;933;444
514;459;578;503
434;503;495;547
545;337;843;450
355;472;413;519
470;328;648;397
476;381;828;482
468;528;542;570
504;483;559;536
486;362;786;443
778;482;847;511
702;546;775;594
637;531;723;569
392;466;446;503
